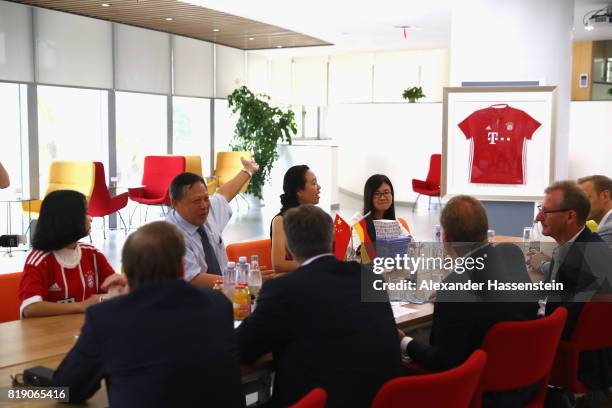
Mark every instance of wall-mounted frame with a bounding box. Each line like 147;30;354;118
442;86;557;201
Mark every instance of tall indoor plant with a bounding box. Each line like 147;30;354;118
227;86;297;199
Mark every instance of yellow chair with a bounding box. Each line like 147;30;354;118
21;161;95;219
215;151;252;194
183;155;217;194
184;155;203;177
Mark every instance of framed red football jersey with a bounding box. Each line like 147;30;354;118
458;104;541;184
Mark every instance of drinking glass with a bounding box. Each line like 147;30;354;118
487;229;495;244
522;227;533;252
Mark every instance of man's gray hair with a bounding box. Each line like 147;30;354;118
283;205;333;260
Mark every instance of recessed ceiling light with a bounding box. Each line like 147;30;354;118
101;3;110;7
248;37;255;41
165;17;173;21
212;28;220;32
276;45;283;48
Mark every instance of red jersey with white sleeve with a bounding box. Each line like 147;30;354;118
458;105;541;184
19;243;115;316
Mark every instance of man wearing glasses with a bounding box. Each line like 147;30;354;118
534;181;612;395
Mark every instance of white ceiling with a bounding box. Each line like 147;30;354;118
181;0;612;55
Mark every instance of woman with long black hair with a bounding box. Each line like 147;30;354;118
19;190;126;317
270;165;321;274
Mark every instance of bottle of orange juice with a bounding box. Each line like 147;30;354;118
233;283;251;320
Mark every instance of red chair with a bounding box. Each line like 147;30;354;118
471;307;568;408
128;155;185;223
411;153;441;212
549;302;612;395
226;239;272;271
0;272;22;323
371;350;487;408
88;162;129;238
290;388;327;408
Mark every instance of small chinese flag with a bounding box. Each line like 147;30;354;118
333;214;351;260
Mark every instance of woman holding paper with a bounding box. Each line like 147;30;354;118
351;175;411;257
269;165;321;276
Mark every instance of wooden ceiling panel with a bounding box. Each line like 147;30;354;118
10;0;331;50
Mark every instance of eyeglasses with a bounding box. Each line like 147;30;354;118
373;191;392;199
537;204;570;215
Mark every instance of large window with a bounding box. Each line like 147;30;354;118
0;82;29;234
37;85;108;192
173;96;211;172
0;83;28;192
213;99;238;168
116;92;167;185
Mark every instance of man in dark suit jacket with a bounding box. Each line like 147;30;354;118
400;195;538;407
537;181;612;391
236;205;403;408
53;221;245;408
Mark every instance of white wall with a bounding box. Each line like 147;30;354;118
328;100;611;204
263;49;449;105
328;103;443;203
568;101;612;179
449;0;574;181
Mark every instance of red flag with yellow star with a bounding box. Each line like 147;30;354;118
333;214;351;260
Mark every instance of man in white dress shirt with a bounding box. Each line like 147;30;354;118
165;157;259;288
579;175;612;248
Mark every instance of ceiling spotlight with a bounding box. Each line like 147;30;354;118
165;17;173;21
212;28;220;32
276;45;283;48
585;24;595;31
248;37;255;41
101;3;110;7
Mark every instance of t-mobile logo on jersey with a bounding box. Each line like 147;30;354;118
487;131;499;144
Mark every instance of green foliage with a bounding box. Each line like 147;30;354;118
402;86;426;102
227;86;297;199
608;87;612;96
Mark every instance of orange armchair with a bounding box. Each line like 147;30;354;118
226;239;272;270
0;272;22;323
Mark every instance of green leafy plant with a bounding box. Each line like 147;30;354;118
608;87;612;96
402;86;426;102
227;86;297;199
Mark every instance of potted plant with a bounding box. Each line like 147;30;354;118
402;86;426;103
227;86;297;200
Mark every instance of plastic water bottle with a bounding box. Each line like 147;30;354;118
237;256;249;285
223;261;236;298
433;225;442;243
248;255;262;299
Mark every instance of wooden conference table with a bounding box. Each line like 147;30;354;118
0;302;433;407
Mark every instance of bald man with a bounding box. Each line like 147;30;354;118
53;221;244;407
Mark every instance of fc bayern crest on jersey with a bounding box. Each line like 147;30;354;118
87;272;95;288
506;122;514;131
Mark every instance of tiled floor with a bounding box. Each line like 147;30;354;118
0;191;443;274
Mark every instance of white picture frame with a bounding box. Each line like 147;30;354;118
442;86;557;201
